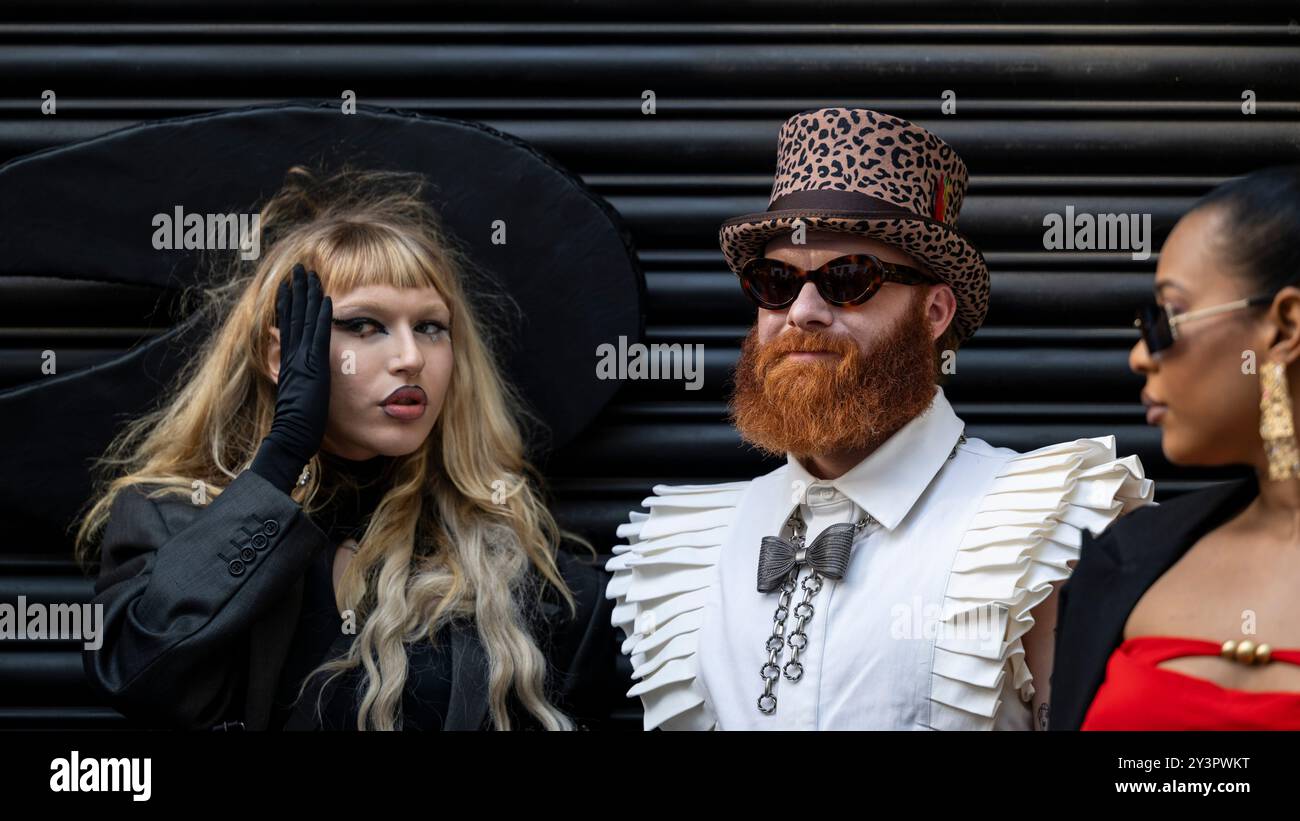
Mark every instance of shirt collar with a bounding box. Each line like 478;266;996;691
783;385;966;531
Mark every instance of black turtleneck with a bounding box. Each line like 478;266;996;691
270;449;396;729
313;449;398;545
273;449;457;730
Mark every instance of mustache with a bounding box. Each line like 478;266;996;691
755;329;859;371
765;329;856;354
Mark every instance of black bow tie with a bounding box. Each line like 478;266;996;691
756;521;859;593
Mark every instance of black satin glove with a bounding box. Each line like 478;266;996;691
250;264;334;494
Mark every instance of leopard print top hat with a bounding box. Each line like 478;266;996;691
719;107;989;345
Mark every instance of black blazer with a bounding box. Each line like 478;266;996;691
83;468;621;730
1049;472;1259;730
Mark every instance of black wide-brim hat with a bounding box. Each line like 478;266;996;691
0;101;644;546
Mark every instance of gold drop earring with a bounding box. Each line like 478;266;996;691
1259;360;1300;480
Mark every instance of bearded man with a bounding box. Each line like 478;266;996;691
607;108;1154;730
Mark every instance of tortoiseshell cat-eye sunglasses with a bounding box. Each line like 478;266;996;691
736;253;939;310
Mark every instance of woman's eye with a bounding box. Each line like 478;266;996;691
334;317;446;340
337;318;380;336
417;321;449;340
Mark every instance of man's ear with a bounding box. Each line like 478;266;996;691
927;283;958;342
267;326;281;385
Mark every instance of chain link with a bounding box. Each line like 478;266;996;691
757;506;870;715
755;430;963;716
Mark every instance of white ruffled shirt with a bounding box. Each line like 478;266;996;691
606;385;1155;730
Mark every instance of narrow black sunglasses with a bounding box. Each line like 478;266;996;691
736;253;938;310
1134;292;1275;355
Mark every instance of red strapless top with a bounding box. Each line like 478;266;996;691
1081;636;1300;730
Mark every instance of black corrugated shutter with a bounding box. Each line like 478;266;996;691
1;0;1297;728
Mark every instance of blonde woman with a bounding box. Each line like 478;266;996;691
75;167;617;731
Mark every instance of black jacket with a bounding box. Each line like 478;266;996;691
83;468;621;730
1049;472;1259;730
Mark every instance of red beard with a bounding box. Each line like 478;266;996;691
728;292;940;459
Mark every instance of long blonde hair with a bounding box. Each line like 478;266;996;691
74;165;587;730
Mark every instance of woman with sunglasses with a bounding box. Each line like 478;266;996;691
1050;166;1300;730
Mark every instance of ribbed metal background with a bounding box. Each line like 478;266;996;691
2;0;1298;728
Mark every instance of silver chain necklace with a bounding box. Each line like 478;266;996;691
757;506;871;715
754;429;965;716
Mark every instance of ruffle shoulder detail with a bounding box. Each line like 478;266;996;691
605;481;749;730
928;436;1154;730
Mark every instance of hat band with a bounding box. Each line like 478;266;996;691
768;189;920;218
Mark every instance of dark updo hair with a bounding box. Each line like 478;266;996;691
1193;165;1300;296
